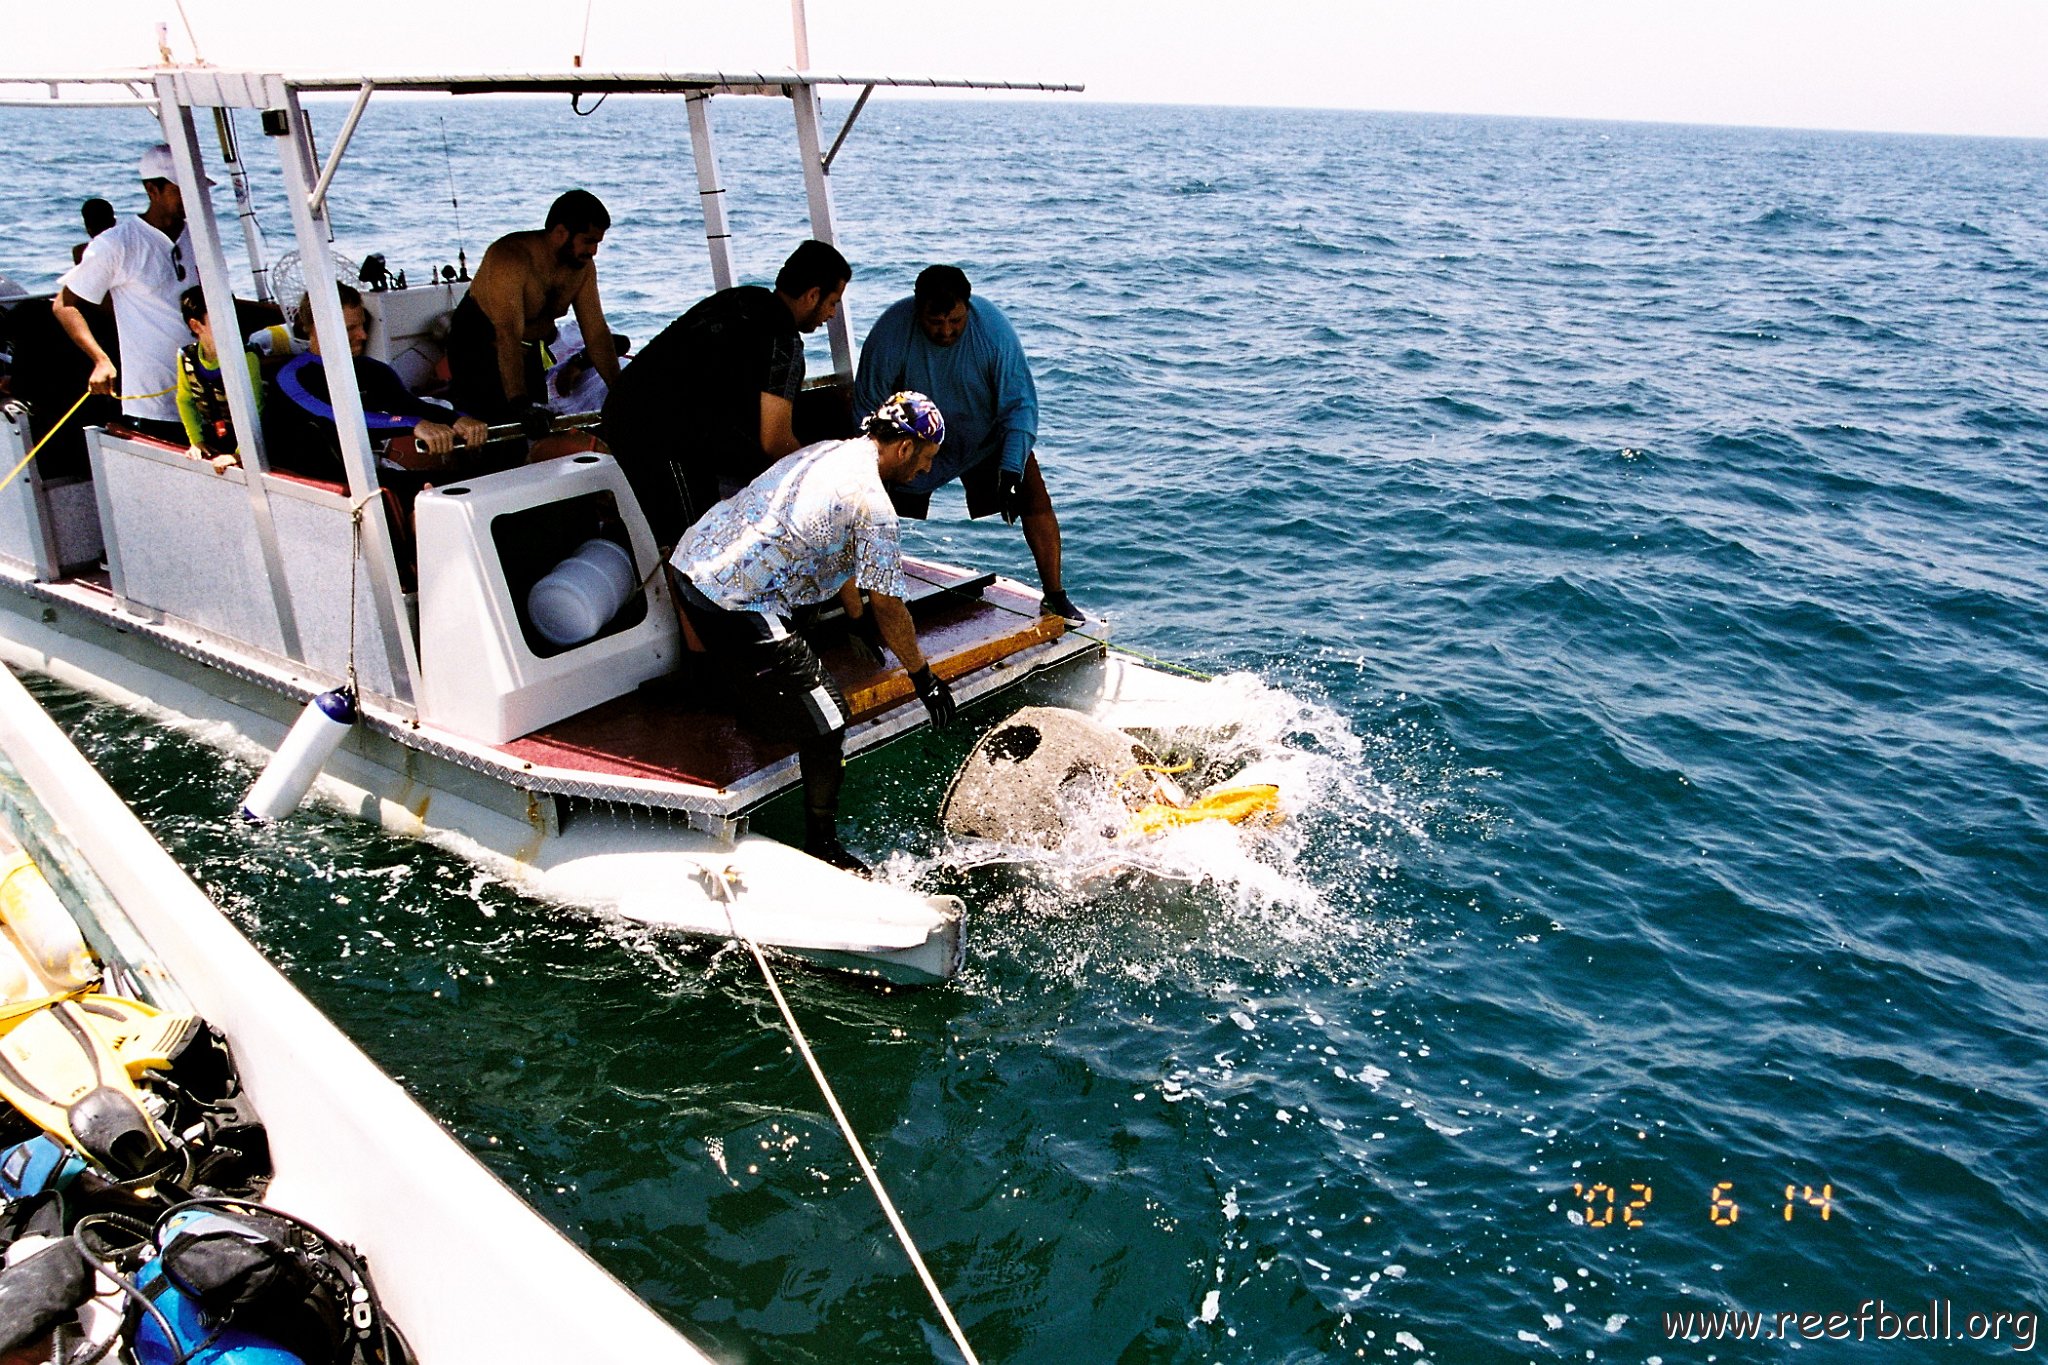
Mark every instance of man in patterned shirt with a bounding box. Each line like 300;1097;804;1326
669;392;957;874
605;239;850;545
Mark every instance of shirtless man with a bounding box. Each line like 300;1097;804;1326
446;189;619;430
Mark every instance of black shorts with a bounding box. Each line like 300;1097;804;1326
447;295;546;421
889;449;1047;521
675;577;849;741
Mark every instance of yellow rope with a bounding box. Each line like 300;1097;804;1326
0;385;177;499
1090;638;1213;680
0;984;94;1029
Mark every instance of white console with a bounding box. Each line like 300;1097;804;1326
360;281;468;394
415;453;679;744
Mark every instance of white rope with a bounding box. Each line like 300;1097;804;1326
702;866;982;1365
345;490;380;699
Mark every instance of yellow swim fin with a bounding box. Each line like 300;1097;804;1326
0;999;170;1179
71;994;202;1078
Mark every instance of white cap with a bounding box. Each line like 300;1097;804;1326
139;143;215;186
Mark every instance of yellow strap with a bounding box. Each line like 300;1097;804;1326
1121;784;1283;838
0;984;93;1029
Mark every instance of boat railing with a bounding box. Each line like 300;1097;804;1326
0;402;103;580
83;427;406;701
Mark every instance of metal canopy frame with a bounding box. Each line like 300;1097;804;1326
0;68;1078;102
0;61;1081;716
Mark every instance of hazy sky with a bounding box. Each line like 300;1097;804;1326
8;0;2047;139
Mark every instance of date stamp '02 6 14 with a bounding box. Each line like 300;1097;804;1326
1568;1180;1834;1228
1568;1181;2042;1353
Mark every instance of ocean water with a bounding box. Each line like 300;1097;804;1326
4;95;2047;1362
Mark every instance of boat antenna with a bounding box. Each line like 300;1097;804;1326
439;117;469;281
173;0;208;63
574;0;594;68
790;0;811;68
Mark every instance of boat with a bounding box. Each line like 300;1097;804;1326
0;50;1242;985
0;661;711;1360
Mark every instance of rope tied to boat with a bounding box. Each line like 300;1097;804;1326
0;384;178;499
699;864;984;1365
345;490;381;699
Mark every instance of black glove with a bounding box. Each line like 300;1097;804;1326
518;403;555;441
909;665;956;729
846;606;886;667
995;466;1025;524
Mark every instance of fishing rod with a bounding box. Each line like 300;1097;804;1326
380;411;602;470
439;117;469;281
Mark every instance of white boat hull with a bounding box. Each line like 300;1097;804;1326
0;584;967;983
0;661;713;1362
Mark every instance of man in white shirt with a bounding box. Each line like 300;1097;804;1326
51;145;211;443
670;392;958;874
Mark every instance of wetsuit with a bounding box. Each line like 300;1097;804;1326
602;285;803;544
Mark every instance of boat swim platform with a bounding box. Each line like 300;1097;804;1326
505;565;1076;789
0;553;1100;824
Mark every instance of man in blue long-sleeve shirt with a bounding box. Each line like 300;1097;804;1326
854;266;1083;622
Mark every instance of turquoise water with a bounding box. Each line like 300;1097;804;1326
5;97;2048;1361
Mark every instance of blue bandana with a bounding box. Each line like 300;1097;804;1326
872;390;946;445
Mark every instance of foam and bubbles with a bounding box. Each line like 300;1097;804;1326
877;670;1419;981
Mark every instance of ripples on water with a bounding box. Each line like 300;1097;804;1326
5;98;2047;1361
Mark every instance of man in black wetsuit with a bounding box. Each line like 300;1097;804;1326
601;240;850;545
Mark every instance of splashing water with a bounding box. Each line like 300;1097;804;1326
877;672;1419;984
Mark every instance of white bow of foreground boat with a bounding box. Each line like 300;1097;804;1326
0;663;715;1361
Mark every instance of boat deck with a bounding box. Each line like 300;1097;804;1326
503;562;1071;790
9;549;1093;818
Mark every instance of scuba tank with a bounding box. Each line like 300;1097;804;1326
0;850;96;990
131;1208;318;1365
127;1201;406;1365
131;1249;309;1365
